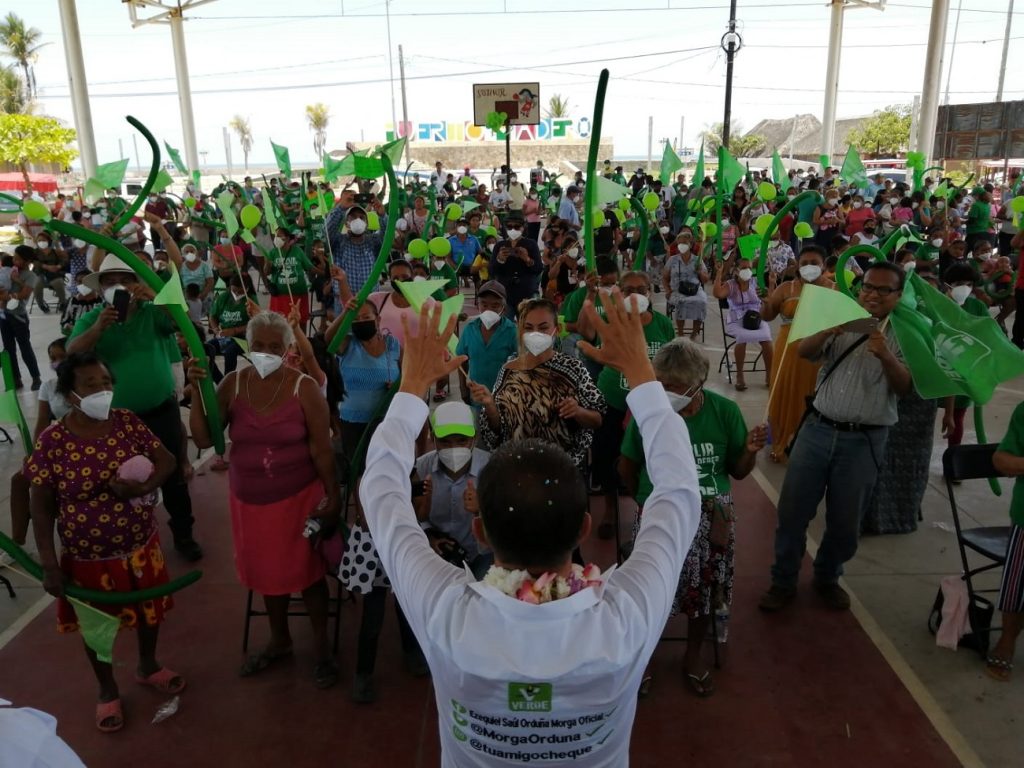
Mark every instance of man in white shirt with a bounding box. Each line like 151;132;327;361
558;185;582;230
361;294;701;768
488;181;511;211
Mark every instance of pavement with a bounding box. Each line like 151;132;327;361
0;277;1021;767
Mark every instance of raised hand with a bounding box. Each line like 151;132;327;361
576;288;655;390
399;303;468;396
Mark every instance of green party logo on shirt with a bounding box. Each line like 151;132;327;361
508;682;553;712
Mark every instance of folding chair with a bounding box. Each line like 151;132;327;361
241;579;344;654
716;298;764;384
933;444;1010;656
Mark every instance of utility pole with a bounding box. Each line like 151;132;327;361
385;0;398;155
118;139;125;165
918;0;950;166
788;114;797;163
223;126;233;180
647;116;654;172
996;0;1015;101
398;44;411;167
943;0;963;105
908;95;921;153
132;134;142;176
720;0;741;149
679;116;685;153
57;0;97;178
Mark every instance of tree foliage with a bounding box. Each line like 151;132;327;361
545;94;571;119
847;104;911;156
0;113;77;190
229;114;253;170
0;13;45;102
0;65;26;114
699;121;767;157
305;103;330;158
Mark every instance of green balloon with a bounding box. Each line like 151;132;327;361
408;239;429;259
428;236;451;257
613;208;626;224
700;222;718;238
460;176;474;189
445;203;462;221
22;199;50;222
642;192;660;211
184;197;197;209
618;198;632;212
590;210;605;228
702;197;716;213
758;181;777;201
239;204;261;230
794;221;814;239
1011;196;1024;214
753;214;775;236
367;211;380;231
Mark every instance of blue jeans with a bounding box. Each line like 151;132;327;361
771;416;889;588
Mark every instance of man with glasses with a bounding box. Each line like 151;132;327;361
760;262;911;612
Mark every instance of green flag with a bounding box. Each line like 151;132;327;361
693;140;705;187
353;155;384;180
787;284;870;343
772;151;791;193
736;233;762;263
839;145;868;189
261;189;279;232
659;141;683;185
396;279;450;310
216;191;239;238
323;153;345;183
92;159;129;192
890;273;1024;404
68;597;119;664
380;137;407;168
0;356;31;450
818;154;830;171
271;140;291;178
154;263;187;308
83;178;106;204
164;142;189;176
719;147;746;195
594;175;630;206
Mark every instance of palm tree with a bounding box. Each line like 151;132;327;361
0;66;27;114
305;103;330;158
545;94;571;119
0;13;45;101
229;114;253;171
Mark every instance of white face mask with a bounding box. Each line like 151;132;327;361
936;201;945;210
902;261;916;273
506;229;522;240
677;243;690;254
77;284;94;297
231;290;245;302
522;331;553;356
950;284;973;305
396;218;408;231
479;310;502;329
598;286;615;296
72;238;86;249
75;390;114;421
438;446;473;473
249;352;283;379
721;218;731;226
220;237;230;246
665;390;693;413
625;294;650;314
413;275;427;282
153;260;166;272
567;247;579;259
433;259;446;271
456;226;468;235
103;285;126;305
889;197;899;206
659;226;670;235
91;214;104;227
273;236;285;248
737;268;753;281
184;250;198;263
486;244;495;253
853;202;863;209
931;238;943;248
348;219;367;235
799;265;822;282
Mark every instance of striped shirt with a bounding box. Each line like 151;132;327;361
810;329;903;426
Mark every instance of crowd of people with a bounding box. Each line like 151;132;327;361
3;154;1024;761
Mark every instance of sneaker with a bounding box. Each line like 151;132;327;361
758;584;797;612
351;673;376;703
173;537;204;562
38;303;51;314
30;378;41;392
814;582;850;610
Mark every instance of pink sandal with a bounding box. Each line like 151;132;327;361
95;699;124;733
135;667;186;695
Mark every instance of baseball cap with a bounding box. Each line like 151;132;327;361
431;402;476;438
478;280;507;300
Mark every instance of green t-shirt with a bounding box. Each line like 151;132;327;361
597;312;675;412
268;246;313;295
796;192;823;224
561;286;588;323
430;262;459;293
69;303;177;413
621;389;747;505
998;401;1024;527
211;292;249;330
966;200;992;235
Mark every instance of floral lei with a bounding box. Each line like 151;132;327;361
483;563;603;604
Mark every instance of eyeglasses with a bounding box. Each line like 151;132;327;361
860;283;898;297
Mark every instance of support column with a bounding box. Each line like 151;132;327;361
917;0;950;166
57;0;97;178
169;9;200;171
820;0;845;163
996;0;1015;101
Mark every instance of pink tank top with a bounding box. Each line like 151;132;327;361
228;373;319;504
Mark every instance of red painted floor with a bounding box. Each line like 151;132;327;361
0;469;960;767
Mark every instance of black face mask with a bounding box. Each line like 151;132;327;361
352;320;377;341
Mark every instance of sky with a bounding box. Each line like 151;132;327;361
6;0;1023;171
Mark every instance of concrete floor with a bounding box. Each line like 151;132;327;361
1;279;1022;766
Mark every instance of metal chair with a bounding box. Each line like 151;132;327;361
935;444;1010;656
716;298;764;384
242;578;344;654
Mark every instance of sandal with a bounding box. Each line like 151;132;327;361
986;655;1014;682
210;456;229;472
240;646;293;677
735;380;747;392
684;670;715;698
313;658;340;690
135;667;186;695
95;698;124;733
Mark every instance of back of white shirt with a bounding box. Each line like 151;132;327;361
362;382;701;767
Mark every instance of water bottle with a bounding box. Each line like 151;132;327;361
715;602;730;644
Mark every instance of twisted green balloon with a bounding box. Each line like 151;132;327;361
834;244;886;298
326;154;400;355
755;190;816;291
0;531;201;605
972;406;1003;496
583;69;610;273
